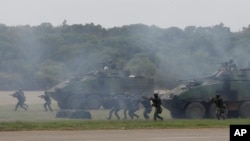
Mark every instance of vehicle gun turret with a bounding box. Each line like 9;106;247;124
161;63;250;119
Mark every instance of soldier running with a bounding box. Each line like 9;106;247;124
148;93;163;121
107;95;121;120
39;91;53;112
11;89;28;111
125;96;140;119
140;96;152;120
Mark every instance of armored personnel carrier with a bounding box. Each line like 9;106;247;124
162;62;250;119
46;62;154;110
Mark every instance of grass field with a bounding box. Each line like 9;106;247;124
1;103;250;131
0;91;250;131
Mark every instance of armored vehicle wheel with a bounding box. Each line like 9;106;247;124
67;94;86;109
86;95;102;109
209;103;228;119
185;102;205;119
239;101;250;118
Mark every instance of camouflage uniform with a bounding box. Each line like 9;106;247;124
120;93;139;120
149;93;163;121
40;92;53;112
140;97;152;120
121;95;129;120
211;94;226;120
126;97;139;119
12;89;28;111
107;96;121;120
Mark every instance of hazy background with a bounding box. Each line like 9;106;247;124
1;0;250;31
0;0;250;90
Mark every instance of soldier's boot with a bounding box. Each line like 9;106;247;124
157;115;163;121
107;110;114;120
114;115;120;120
220;113;225;120
106;115;112;120
106;114;112;120
154;116;157;121
153;114;157;121
23;104;28;108
49;107;53;112
123;110;128;120
143;113;150;120
114;109;120;120
134;114;139;119
14;104;19;111
128;112;133;119
222;116;225;120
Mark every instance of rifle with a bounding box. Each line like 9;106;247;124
142;96;153;101
10;92;18;97
38;95;45;98
9;94;14;97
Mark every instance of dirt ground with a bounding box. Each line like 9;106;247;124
0;91;229;141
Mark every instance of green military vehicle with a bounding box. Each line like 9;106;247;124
46;63;154;110
161;63;250;119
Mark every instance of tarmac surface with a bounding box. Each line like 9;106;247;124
0;128;229;141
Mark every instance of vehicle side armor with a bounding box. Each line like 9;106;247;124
162;63;250;119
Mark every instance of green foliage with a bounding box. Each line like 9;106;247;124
0;23;250;90
34;60;65;88
1;119;250;131
126;53;157;77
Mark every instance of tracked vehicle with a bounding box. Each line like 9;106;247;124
47;63;154;110
162;64;250;119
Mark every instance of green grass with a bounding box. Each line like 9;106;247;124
0;104;250;131
1;119;250;131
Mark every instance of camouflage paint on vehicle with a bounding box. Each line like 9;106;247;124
47;64;154;110
162;65;250;119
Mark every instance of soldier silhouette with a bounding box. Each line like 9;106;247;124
210;93;226;120
39;91;53;112
148;93;163;121
11;89;28;111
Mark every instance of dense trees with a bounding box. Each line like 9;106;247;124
0;23;250;90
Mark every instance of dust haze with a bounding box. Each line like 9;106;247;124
2;24;250;90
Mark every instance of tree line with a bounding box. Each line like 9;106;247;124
0;22;250;90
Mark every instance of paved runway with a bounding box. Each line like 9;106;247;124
0;128;229;141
